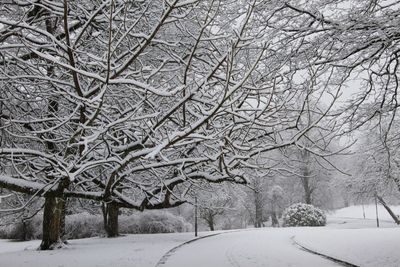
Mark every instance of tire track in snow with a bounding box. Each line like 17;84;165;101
155;232;223;266
225;242;241;267
155;230;244;267
291;236;360;267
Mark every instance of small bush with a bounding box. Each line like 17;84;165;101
282;203;326;227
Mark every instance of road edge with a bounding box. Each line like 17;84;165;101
155;232;224;266
291;236;360;267
155;229;250;266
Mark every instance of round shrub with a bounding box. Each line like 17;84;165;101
282;203;326;227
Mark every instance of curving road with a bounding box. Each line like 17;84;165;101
159;228;341;267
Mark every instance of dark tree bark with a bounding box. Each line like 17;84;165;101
302;175;312;205
206;213;215;231
102;203;119;237
200;208;219;231
59;197;67;242
40;197;64;250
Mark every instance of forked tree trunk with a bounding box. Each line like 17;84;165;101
40;197;63;250
103;203;119;237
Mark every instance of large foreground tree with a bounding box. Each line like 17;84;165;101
1;0;344;249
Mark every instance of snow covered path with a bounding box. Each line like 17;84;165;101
159;228;341;267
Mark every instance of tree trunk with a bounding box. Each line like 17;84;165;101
40;197;63;250
271;211;279;227
300;150;313;205
207;214;215;231
303;179;312;204
22;220;28;241
271;203;279;227
103;203;119;237
59;197;67;242
254;190;263;228
343;197;350;207
377;196;400;225
302;164;312;204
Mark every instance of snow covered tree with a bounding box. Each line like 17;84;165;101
198;192;230;231
347;122;400;201
270;0;400;177
1;0;346;249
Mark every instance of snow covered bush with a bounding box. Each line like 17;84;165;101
0;213;104;240
65;212;104;239
0;211;191;240
119;211;191;234
0;216;42;240
282;203;326;227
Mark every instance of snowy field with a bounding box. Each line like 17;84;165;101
329;204;400;221
0;205;399;267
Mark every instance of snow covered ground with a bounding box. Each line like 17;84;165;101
294;228;400;267
329;204;400;221
292;205;400;267
0;232;211;267
0;205;399;267
326;204;400;229
160;228;340;267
